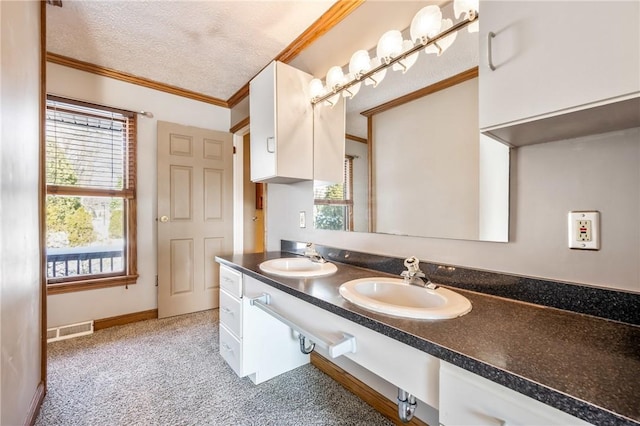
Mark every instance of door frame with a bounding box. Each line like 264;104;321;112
232;123;249;254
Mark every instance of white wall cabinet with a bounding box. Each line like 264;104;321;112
250;61;314;183
439;362;591;426
479;0;640;146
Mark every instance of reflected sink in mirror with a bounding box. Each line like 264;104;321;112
259;258;338;278
339;277;472;320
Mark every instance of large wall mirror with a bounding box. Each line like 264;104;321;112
290;1;510;242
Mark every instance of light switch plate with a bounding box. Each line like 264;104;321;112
568;211;600;250
299;211;306;228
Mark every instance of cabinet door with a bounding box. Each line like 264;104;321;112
440;362;591;426
249;61;276;181
479;0;640;130
249;61;313;183
273;61;314;182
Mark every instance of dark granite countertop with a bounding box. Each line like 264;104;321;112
216;252;640;426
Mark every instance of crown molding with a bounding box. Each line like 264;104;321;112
47;52;229;108
275;0;365;64
226;0;365;108
230;116;250;134
361;67;479;117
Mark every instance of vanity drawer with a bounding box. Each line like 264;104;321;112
219;288;242;338
439;362;590;426
219;323;243;376
220;264;242;298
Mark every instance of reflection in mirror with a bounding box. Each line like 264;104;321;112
306;1;510;242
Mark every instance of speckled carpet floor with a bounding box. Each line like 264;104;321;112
36;309;393;426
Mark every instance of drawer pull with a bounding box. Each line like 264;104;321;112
266;136;276;153
487;31;497;71
221;342;233;353
249;293;357;358
221;307;234;315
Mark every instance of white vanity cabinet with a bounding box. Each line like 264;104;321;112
479;1;640;146
249;60;314;183
218;265;308;384
242;274;441;409
439;362;591;426
218;265;247;376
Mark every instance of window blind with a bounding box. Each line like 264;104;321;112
45;97;136;193
313;156;354;203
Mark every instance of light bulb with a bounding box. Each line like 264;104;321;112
309;78;324;100
376;30;403;64
326;66;345;91
392;40;418;73
425;19;457;56
454;0;479;32
410;5;442;44
349;50;371;78
365;57;386;87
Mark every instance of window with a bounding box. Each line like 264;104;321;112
45;95;138;293
313;156;354;231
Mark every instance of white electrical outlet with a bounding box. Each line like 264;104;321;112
568;211;600;250
299;211;306;228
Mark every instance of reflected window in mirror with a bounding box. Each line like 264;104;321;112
314;156;354;231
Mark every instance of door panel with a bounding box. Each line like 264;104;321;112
170;165;193;220
158;121;233;318
203;168;223;221
170;239;194;295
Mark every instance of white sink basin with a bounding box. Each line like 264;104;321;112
339;277;472;319
259;258;337;278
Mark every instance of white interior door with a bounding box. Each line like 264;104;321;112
157;121;233;318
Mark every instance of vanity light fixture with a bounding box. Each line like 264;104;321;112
310;0;479;106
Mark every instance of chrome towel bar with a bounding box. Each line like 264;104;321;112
249;293;357;358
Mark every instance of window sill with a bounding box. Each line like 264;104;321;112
47;274;139;295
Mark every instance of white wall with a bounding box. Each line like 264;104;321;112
1;1;43;424
267;127;640;293
46;63;230;327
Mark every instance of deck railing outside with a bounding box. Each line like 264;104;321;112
47;246;124;278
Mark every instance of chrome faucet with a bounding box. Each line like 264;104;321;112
304;242;327;263
401;256;437;289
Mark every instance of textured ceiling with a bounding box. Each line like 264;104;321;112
46;0;337;102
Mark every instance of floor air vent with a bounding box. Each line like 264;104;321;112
47;321;94;343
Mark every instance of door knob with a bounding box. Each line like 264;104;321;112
252;216;258;222
160;215;169;223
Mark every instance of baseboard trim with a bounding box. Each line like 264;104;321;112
25;381;45;426
94;309;158;331
310;353;429;426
